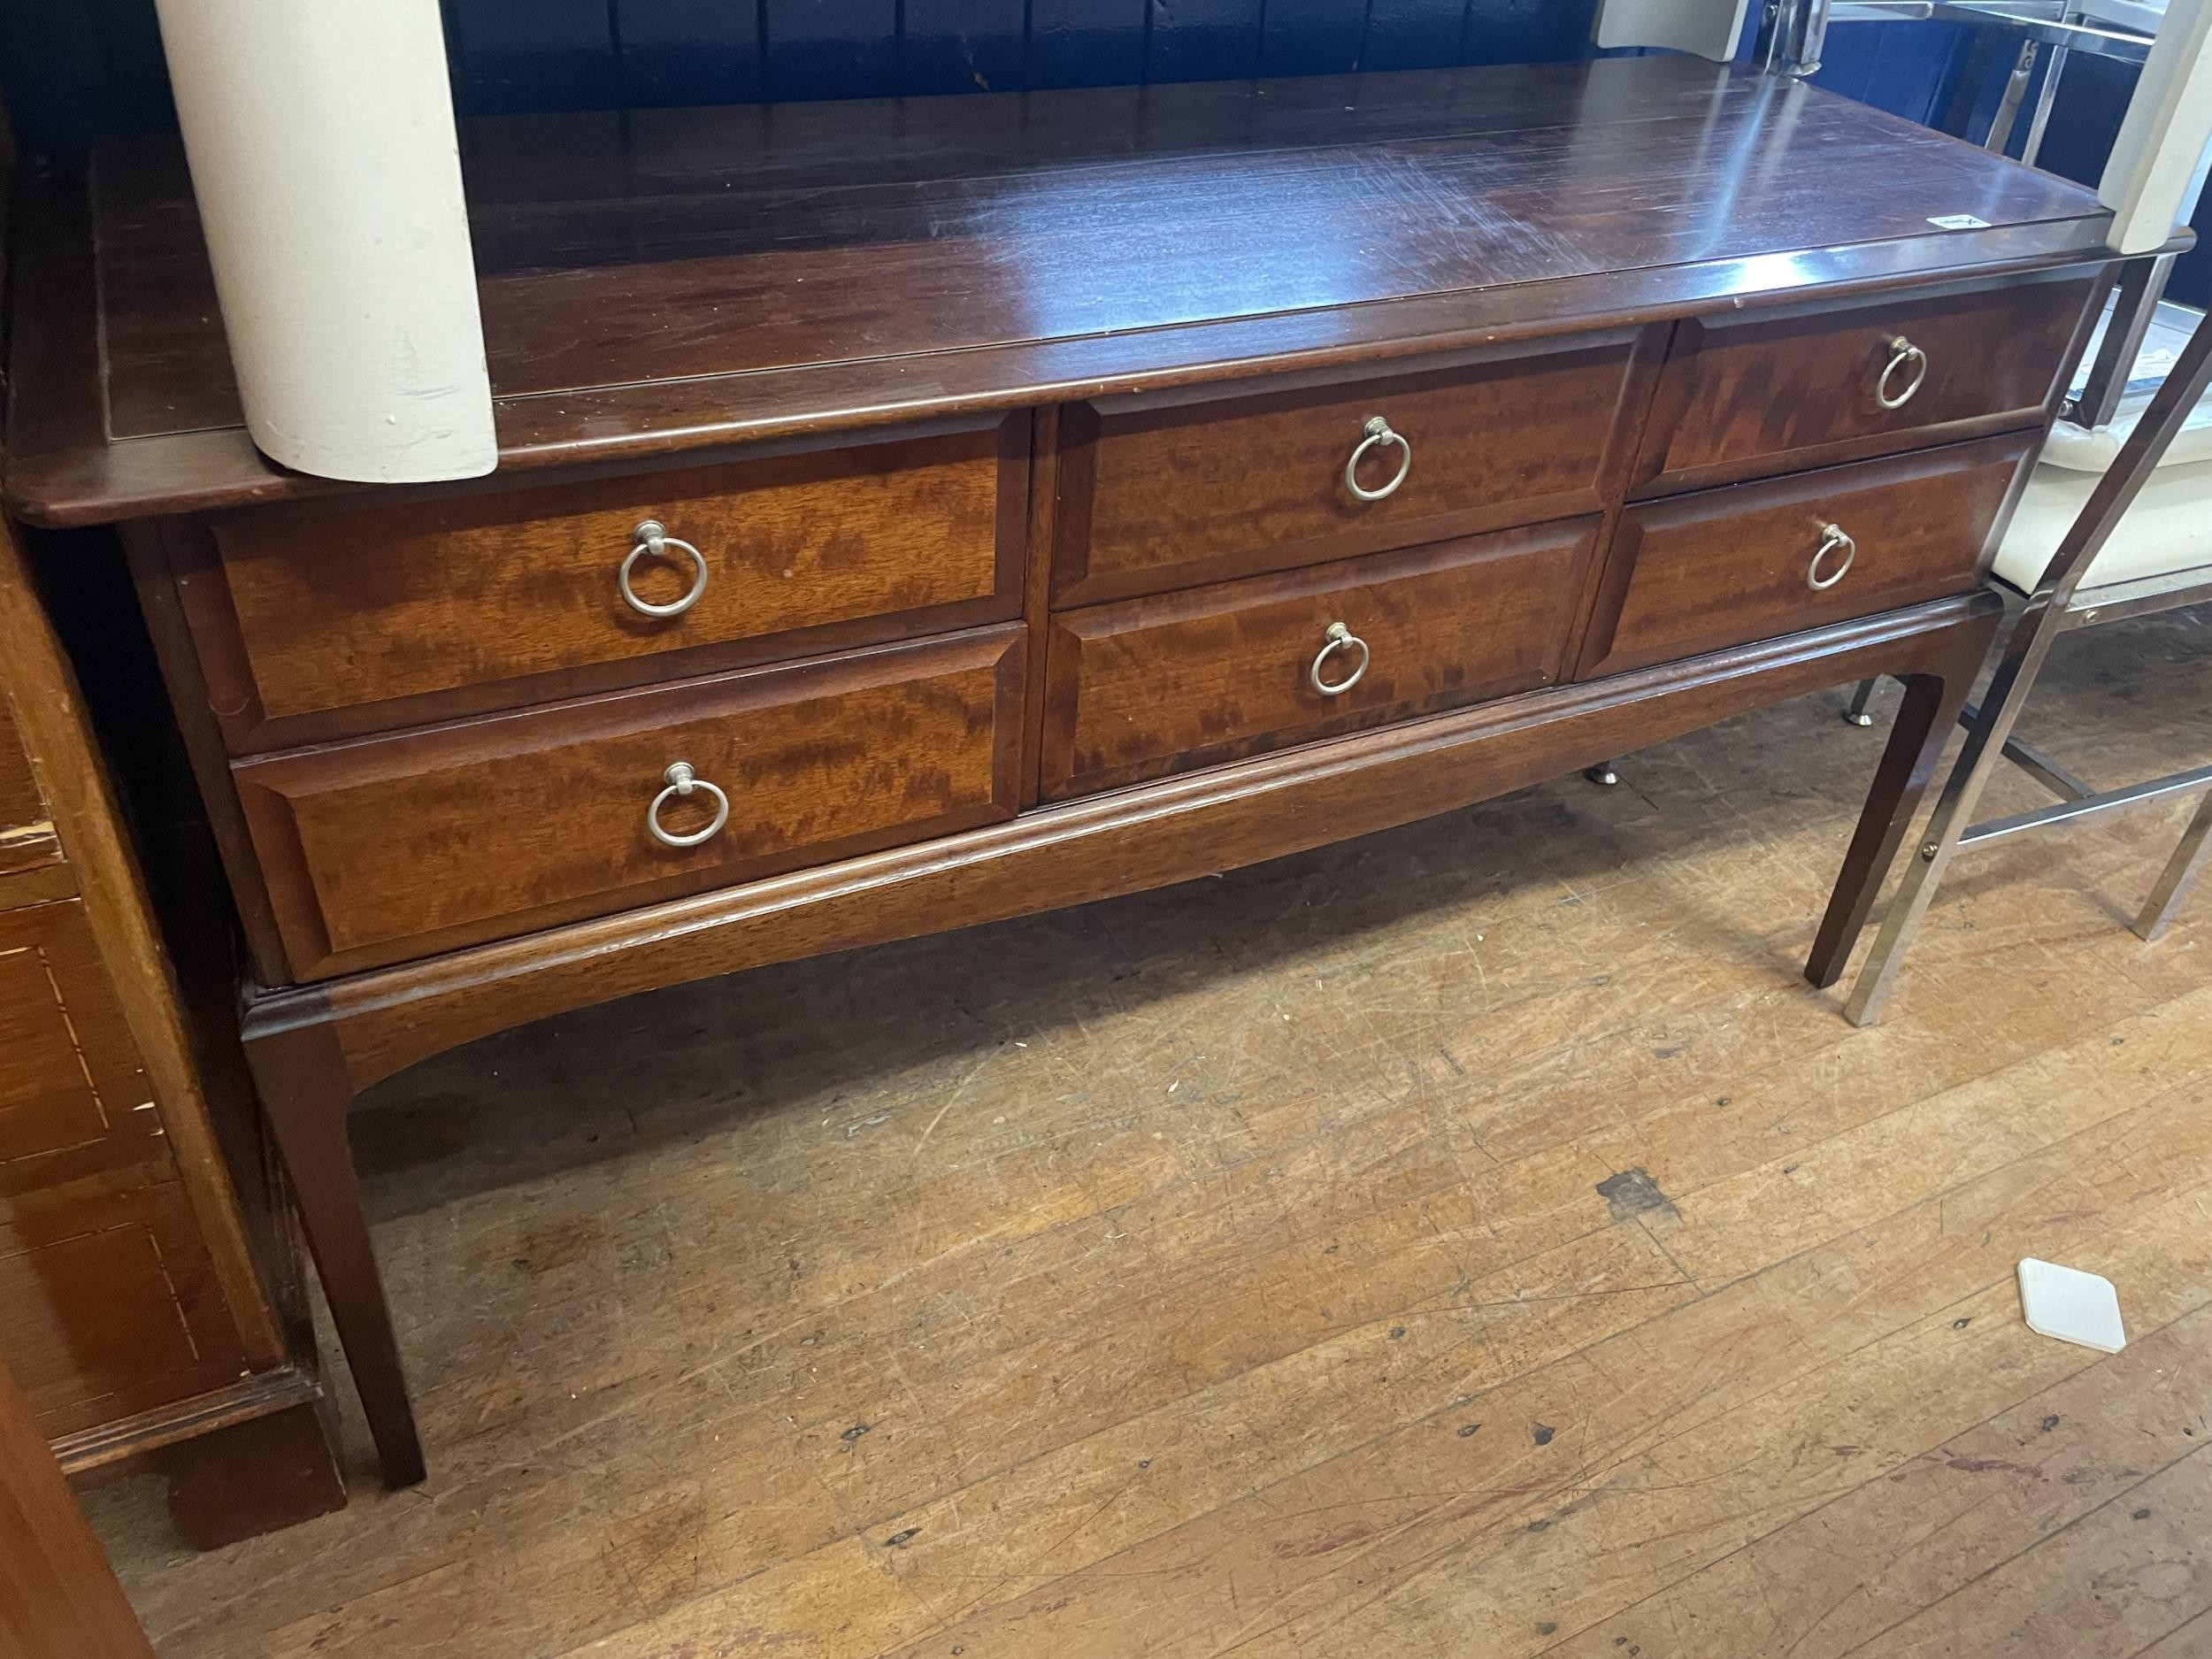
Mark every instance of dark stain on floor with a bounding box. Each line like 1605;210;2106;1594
1598;1166;1679;1225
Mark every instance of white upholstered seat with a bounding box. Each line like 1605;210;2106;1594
1993;298;2212;600
1993;451;2212;596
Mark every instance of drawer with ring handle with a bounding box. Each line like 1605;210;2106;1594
229;626;1026;980
1040;518;1597;801
1051;336;1648;606
1633;273;2098;496
1579;433;2033;680
190;418;1026;751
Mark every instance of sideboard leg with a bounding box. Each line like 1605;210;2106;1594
244;1022;426;1488
1804;659;1978;990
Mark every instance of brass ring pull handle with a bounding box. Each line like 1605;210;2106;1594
647;761;730;848
618;519;709;618
1808;523;1857;591
1876;335;1928;411
1310;620;1371;696
1344;416;1413;502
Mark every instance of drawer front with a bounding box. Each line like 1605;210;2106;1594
1052;337;1651;605
186;419;1027;749
234;628;1027;979
1635;274;2097;495
1581;434;2034;680
1041;521;1599;801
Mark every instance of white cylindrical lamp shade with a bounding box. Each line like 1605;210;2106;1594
150;0;498;484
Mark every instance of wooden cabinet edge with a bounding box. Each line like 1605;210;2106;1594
0;521;288;1370
0;1345;157;1659
52;1364;321;1474
120;520;302;989
1017;405;1061;811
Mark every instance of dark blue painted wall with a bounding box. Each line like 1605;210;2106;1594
6;0;2190;307
3;0;1601;157
0;1;2087;155
1801;19;1981;127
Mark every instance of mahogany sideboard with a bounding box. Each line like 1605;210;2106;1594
3;55;2131;1487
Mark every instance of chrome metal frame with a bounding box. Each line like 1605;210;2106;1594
1840;312;2212;1024
1755;0;2155;189
1759;0;1839;73
2070;254;2182;428
2139;789;2212;941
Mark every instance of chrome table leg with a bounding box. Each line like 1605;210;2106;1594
1842;678;1880;726
2134;787;2212;942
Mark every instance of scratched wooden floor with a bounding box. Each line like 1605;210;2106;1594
87;607;2212;1659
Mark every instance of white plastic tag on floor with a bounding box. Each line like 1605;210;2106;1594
2017;1258;2128;1354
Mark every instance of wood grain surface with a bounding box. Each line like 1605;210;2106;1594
78;601;2212;1659
0;898;159;1176
1633;272;2101;495
1580;433;2037;679
1053;337;1649;604
0;696;42;840
4;58;2117;525
1041;522;1598;798
187;419;1027;749
232;627;1028;980
0;1348;152;1659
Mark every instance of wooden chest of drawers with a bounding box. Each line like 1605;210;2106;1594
4;55;2127;1487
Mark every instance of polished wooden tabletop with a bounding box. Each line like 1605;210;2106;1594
6;54;2111;525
